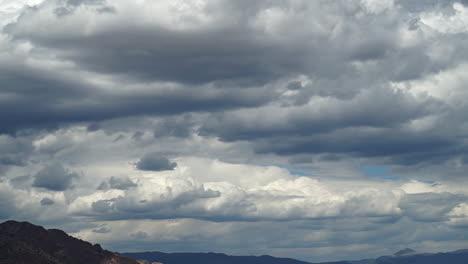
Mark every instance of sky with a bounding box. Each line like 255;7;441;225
1;0;468;262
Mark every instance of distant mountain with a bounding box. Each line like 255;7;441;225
374;248;468;264
123;248;468;264
120;251;352;264
350;248;468;264
0;220;143;264
391;248;418;257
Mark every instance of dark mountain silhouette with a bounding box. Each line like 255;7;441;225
123;248;468;264
0;220;142;264
120;251;351;264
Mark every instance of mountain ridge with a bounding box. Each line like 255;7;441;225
392;248;417;257
122;248;468;264
120;251;351;264
0;220;142;264
348;248;468;264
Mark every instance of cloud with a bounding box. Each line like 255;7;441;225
40;197;55;206
399;192;467;222
33;163;79;191
67;167;401;222
360;0;395;14
92;226;111;234
199;87;450;165
448;203;468;227
0;135;34;166
136;153;177;171
98;176;137;190
419;2;468;34
4;0;303;84
3;150;468;261
130;231;149;240
9;175;33;190
0;184;16;219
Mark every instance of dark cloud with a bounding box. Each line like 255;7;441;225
153;115;196;138
87;123;101;132
96;6;116;14
1;0;467;144
252;128;461;165
0;156;26;166
6;0;447;89
91;199;116;214
98;176;137;190
33;163;79;191
136;153;177;171
87;187;221;221
199;87;458;165
40;198;55;206
5;6;301;84
0;136;34;166
0;68;271;134
200;87;442;141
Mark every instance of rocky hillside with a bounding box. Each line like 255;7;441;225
0;220;142;264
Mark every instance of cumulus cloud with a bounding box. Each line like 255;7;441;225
136;153;177;171
40;197;55;206
33;163;79;191
98;176;137;190
64;160;464;223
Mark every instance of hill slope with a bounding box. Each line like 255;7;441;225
0;220;140;264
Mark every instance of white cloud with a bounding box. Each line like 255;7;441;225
448;203;468;227
360;0;395;14
0;0;44;26
420;3;468;34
